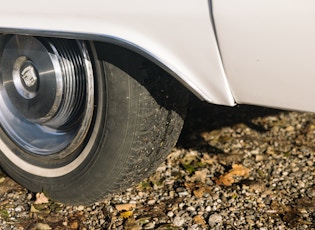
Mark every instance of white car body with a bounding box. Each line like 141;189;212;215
214;0;315;112
0;0;234;106
1;0;315;112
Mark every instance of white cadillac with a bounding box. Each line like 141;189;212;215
0;0;314;204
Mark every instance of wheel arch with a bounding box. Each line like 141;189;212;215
0;0;235;105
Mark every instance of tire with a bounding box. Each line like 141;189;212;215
0;36;188;204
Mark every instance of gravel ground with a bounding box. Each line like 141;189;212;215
1;98;315;229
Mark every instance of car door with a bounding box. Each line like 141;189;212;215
213;0;315;112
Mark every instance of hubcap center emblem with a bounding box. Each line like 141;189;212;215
12;56;39;99
21;65;37;88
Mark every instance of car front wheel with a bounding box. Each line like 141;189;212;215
0;35;188;204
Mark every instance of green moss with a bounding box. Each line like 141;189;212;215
0;209;9;220
182;164;197;174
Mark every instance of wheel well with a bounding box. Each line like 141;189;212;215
93;41;195;99
93;41;189;119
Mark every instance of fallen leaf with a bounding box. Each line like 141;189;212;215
184;182;195;191
30;204;39;213
124;217;141;230
266;146;276;155
193;215;206;227
185;182;212;198
0;177;22;195
69;220;79;229
120;211;133;219
193;187;206;198
190;169;208;183
215;173;235;186
34;193;49;204
115;203;136;211
215;164;250;186
229;164;250;177
201;154;216;165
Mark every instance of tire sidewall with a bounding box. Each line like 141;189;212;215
0;56;138;202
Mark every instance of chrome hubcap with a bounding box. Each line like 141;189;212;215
0;35;94;155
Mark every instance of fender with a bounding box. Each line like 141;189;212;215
213;0;315;112
0;0;235;106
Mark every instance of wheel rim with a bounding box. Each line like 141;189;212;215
0;35;94;155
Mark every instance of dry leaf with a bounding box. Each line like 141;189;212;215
202;153;216;165
34;193;49;204
266;146;276;155
124;217;141;230
230;164;250;177
30;204;40;213
184;182;195;191
215;164;250;186
193;215;207;227
191;169;208;183
185;182;212;198
193;187;206;198
120;210;133;219
215;174;234;186
69;220;79;229
115;203;136;211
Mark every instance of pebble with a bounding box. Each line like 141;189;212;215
14;206;23;212
77;205;85;211
208;213;223;226
143;222;155;229
167;211;174;217
173;216;185;227
147;199;156;205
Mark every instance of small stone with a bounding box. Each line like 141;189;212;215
208;213;223;227
99;219;105;225
33;223;52;230
212;193;219;200
179;191;189;196
27;193;33;200
143;222;155;229
15;206;23;212
186;206;195;212
173;215;185;227
255;155;266;161
167;211;174;217
179;203;186;210
307;187;315;198
292;167;299;172
77;205;85;211
147;200;156;205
